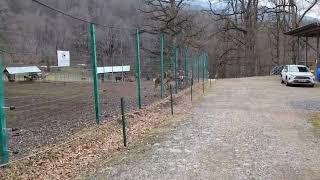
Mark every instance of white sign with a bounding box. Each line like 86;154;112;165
57;50;70;67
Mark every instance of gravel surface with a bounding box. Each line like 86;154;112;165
89;77;320;179
290;100;320;111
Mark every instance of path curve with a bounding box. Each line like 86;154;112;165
89;77;320;180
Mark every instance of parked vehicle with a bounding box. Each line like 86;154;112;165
281;65;315;87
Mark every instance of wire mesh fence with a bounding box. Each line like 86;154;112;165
0;23;208;164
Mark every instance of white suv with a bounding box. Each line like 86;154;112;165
281;65;315;87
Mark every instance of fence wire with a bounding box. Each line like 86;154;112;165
0;22;208;163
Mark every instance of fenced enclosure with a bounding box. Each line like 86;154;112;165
0;22;209;164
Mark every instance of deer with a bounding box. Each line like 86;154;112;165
115;76;123;82
153;71;175;90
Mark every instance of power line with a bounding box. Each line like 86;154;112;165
31;0;134;31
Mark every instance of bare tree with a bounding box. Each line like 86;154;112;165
140;0;206;48
206;0;319;77
207;0;260;76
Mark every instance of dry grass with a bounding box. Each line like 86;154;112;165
5;80;159;159
0;83;206;179
310;115;320;133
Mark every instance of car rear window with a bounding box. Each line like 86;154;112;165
289;66;309;72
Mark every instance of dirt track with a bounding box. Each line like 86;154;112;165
89;77;320;179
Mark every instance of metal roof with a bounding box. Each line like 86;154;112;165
284;23;320;37
97;66;131;74
4;66;41;74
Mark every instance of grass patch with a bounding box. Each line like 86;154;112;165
310;115;320;133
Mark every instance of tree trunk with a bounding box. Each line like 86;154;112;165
243;0;258;76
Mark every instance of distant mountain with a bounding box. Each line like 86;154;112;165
188;1;208;10
188;1;220;11
189;0;320;22
304;15;320;22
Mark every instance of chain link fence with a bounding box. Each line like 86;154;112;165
0;23;208;164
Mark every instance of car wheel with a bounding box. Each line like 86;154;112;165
285;79;290;86
309;84;315;88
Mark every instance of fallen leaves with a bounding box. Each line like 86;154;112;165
0;83;206;179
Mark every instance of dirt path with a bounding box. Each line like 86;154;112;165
88;77;320;180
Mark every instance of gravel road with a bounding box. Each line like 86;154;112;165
88;77;320;180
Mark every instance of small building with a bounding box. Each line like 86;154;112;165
96;65;131;81
3;66;42;82
96;66;131;74
284;23;320;79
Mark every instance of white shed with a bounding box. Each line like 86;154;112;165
3;66;42;82
4;66;41;75
97;66;131;74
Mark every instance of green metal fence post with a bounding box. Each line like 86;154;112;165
133;64;137;81
121;63;124;83
90;23;101;124
206;53;210;80
205;53;207;80
191;78;193;102
160;35;164;98
192;58;194;84
184;48;188;87
203;54;205;81
170;84;173;115
197;56;200;83
135;28;142;109
174;44;178;94
0;54;9;165
203;54;205;94
120;97;127;147
203;53;206;80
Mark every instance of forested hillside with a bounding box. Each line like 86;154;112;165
0;0;140;65
0;0;319;77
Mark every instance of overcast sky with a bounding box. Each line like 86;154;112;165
202;0;320;18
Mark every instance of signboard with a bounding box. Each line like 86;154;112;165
57;50;70;67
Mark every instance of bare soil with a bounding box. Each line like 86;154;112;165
5;80;160;159
0;81;204;179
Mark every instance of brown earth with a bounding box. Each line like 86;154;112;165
4;80;161;159
0;80;205;179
